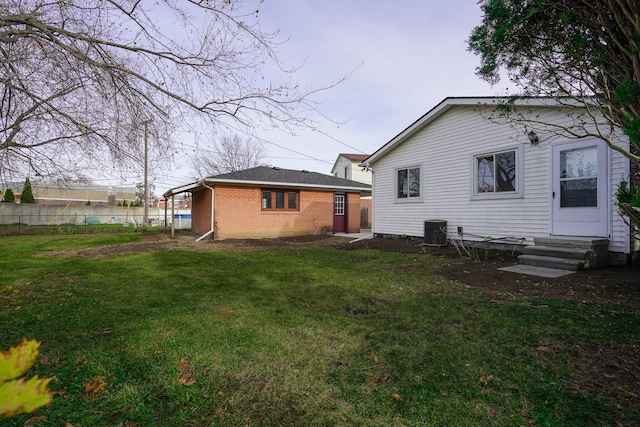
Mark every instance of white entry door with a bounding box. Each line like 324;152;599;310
551;140;609;237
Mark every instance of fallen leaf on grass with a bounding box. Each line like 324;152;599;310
176;357;190;371
565;386;581;394
376;373;391;383
0;338;40;380
390;386;402;402
176;357;195;386
23;415;47;426
479;375;494;385
85;376;107;397
536;346;551;352
178;371;196;386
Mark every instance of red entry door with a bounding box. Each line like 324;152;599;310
333;193;347;233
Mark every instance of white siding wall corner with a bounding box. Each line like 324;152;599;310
331;156;372;185
609;136;631;254
370;105;630;255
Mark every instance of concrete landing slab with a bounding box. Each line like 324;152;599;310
498;264;576;278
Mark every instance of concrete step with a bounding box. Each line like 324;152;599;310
518;254;585;271
520;245;591;266
533;236;609;249
529;237;609;268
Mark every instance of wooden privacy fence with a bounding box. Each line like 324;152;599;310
360;206;369;228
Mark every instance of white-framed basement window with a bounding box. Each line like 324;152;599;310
396;166;421;202
472;147;523;200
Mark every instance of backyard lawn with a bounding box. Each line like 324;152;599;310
1;233;638;426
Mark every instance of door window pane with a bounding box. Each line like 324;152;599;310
334;194;345;215
561;147;597;178
560;147;597;207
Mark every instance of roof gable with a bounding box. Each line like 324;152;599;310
364;96;576;165
330;153;370;174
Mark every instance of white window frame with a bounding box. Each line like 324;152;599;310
395;165;422;203
471;146;524;200
334;193;345;215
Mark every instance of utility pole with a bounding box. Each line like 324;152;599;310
143;120;150;226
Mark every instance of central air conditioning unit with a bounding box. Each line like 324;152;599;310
424;220;447;246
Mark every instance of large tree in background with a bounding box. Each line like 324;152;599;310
0;1;336;182
191;134;267;177
468;0;640;164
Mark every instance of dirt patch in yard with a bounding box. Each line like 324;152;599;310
339;237;639;304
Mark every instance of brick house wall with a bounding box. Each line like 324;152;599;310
191;185;362;239
191;187;212;235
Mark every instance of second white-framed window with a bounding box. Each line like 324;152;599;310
472;147;523;199
396;166;421;200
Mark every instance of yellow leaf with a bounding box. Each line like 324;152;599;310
0;339;40;381
0;376;53;418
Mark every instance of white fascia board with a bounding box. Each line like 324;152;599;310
162;180;205;198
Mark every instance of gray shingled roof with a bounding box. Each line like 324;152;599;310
208;166;371;189
163;166;370;198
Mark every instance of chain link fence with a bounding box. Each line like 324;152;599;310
0;213;167;236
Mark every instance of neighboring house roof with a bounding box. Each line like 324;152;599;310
364;96;576;166
330;153;370;174
163;166;371;198
339;153;369;162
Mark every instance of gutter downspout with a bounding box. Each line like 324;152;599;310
196;182;215;242
349;233;374;244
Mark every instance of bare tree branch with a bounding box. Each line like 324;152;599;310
191;133;267;178
0;0;342;182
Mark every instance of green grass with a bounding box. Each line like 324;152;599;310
1;234;638;426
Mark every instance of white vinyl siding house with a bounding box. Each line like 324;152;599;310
331;154;372;185
366;97;631;261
